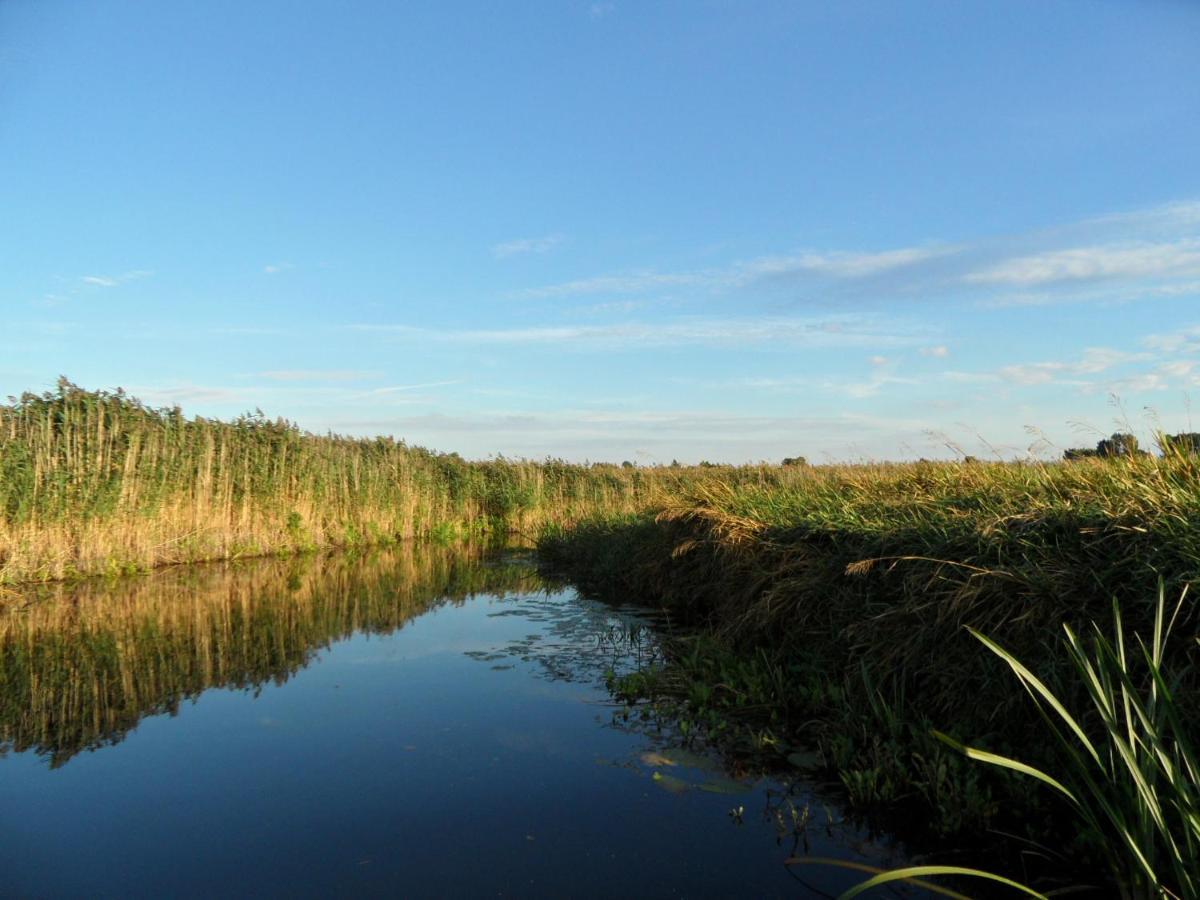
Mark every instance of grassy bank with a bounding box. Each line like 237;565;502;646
0;380;783;585
537;454;1200;883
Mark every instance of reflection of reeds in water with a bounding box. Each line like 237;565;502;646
0;543;543;767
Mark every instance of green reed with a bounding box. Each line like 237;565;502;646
842;586;1199;899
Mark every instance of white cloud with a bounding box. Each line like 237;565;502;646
1102;373;1170;393
492;235;564;259
998;347;1152;386
965;239;1200;287
1083;200;1200;232
1159;360;1197;377
263;262;293;274
1144;325;1200;354
997;362;1071;386
737;246;950;281
920;345;950;358
869;355;889;366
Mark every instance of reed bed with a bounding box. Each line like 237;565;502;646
0;380;774;584
542;453;1200;717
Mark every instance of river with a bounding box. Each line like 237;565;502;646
0;544;925;898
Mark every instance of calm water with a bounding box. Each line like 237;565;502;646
0;545;923;898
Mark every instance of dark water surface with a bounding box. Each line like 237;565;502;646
0;545;922;898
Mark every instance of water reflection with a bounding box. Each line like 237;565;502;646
0;546;928;898
0;544;541;766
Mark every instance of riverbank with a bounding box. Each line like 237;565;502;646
537;454;1200;891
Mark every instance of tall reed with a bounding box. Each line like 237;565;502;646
0;380;774;584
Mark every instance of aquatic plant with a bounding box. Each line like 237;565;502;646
934;587;1200;898
836;586;1199;898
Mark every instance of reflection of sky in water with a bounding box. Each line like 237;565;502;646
0;569;926;898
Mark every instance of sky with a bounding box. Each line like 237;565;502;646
2;1;1200;463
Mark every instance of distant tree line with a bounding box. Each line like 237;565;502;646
1063;432;1200;460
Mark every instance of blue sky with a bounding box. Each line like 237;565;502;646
2;1;1199;462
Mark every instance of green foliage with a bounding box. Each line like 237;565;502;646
939;587;1200;899
1065;431;1148;460
1161;432;1200;456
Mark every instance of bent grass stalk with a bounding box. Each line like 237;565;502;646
841;585;1198;900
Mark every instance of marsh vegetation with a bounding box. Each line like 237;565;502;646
539;453;1200;896
3;382;1197;896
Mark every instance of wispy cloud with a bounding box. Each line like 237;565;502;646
263;262;293;274
1144;324;1200;354
128;378;462;412
80;270;153;288
252;369;380;382
324;407;934;462
504;198;1200;310
997;347;1151;386
679;369;921;400
920;345;950;358
516;271;708;298
964;239;1200;287
737;246;951;281
347;315;927;350
354;380;463;396
514;245;946;300
491;235;564;259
